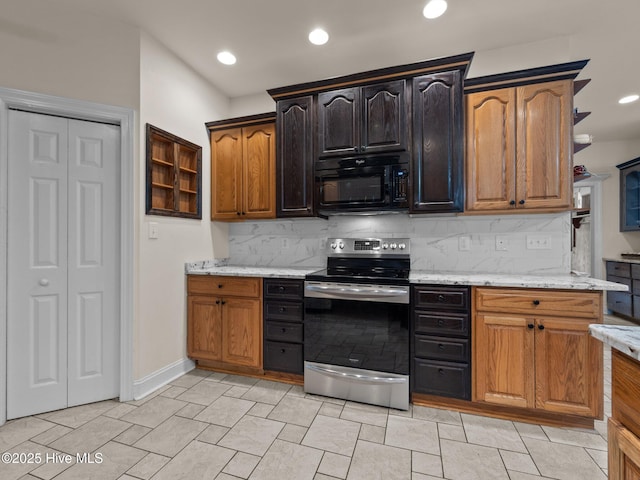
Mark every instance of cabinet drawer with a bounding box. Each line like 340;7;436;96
264;279;304;300
633;279;640;296
413;286;469;311
414;335;469;362
264;341;303;374
607;261;632;278
632;264;640;280
608;291;633;317
609;275;633;289
475;288;601;318
264;301;303;322
414;311;469;337
188;275;261;297
412;358;470;400
264;320;303;343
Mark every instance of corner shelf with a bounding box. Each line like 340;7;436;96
146;124;202;218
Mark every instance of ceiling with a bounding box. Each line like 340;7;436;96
5;0;640;143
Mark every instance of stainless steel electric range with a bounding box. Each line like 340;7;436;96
304;237;410;410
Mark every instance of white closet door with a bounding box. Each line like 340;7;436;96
7;111;120;419
7;111;69;418
67;119;120;407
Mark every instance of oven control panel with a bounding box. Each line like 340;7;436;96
328;237;410;255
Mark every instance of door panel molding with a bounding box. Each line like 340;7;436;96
0;87;134;425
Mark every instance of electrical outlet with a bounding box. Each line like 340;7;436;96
458;236;471;251
526;235;552;250
148;222;159;239
495;235;508;251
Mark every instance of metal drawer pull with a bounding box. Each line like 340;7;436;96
438;344;445;350
279;307;286;312
532;299;540;306
438;369;445;376
437;294;446;302
305;363;407;384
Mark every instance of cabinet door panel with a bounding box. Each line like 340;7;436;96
609;418;640;480
243;123;276;218
534;317;602;417
362;80;407;153
517;80;572;209
318;88;360;157
222;297;262;368
474;313;534;408
187;295;222;362
211;128;242;220
412;71;463;212
465;88;517;211
276;97;314;217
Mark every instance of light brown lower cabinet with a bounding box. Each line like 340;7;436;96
609;349;640;480
473;287;603;419
187;275;262;372
610;418;640;480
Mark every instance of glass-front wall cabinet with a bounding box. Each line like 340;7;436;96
618;157;640;232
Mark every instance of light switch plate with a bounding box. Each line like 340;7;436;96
149;222;159;239
495;236;508;251
459;236;471;251
526;235;551;250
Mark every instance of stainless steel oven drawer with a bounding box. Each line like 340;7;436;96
414;335;469;362
304;361;409;410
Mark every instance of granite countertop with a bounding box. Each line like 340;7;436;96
185;261;321;279
410;271;628;291
604;256;640;265
589;324;640;361
185;261;628;290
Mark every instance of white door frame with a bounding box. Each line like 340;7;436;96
0;87;135;425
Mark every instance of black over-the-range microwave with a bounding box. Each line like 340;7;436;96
315;153;409;215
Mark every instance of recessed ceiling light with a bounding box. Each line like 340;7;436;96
309;28;329;46
217;51;236;65
423;0;448;19
619;94;639;104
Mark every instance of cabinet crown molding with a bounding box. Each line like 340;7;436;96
267;52;474;100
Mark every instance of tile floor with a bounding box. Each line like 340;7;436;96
0;315;632;480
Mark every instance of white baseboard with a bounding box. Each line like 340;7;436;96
132;357;195;400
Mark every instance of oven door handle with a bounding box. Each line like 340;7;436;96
305;363;407;384
305;284;408;298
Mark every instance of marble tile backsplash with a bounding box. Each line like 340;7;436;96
226;213;571;274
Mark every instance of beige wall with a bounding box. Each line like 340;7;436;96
0;4;234;382
0;3;139;109
578;140;640;261
136;32;230;379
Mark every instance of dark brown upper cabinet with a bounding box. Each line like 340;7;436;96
411;71;463;213
275;96;315;217
317;80;408;158
146;124;202;218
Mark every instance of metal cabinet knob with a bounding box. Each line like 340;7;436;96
538;324;545;330
39;278;49;286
